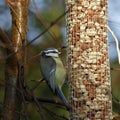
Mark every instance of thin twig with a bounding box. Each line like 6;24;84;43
0;79;66;107
111;67;120;71
32;91;46;120
18;65;30;120
43;105;69;120
4;4;73;60
108;26;120;64
31;0;57;41
0;28;11;44
32;78;44;90
27;52;42;62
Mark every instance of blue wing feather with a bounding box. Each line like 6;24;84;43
40;56;56;93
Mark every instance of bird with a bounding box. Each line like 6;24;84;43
40;47;70;110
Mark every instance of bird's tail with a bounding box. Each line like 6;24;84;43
56;87;70;110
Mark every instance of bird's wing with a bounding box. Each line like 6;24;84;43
40;57;56;93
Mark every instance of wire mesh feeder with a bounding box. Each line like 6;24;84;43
66;0;113;119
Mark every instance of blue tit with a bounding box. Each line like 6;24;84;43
40;47;70;110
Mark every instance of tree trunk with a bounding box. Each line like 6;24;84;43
3;0;29;120
66;0;113;119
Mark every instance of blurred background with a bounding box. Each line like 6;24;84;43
0;0;120;119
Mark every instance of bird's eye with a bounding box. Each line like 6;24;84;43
52;51;58;53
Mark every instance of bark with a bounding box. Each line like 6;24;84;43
65;0;113;119
3;0;29;120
